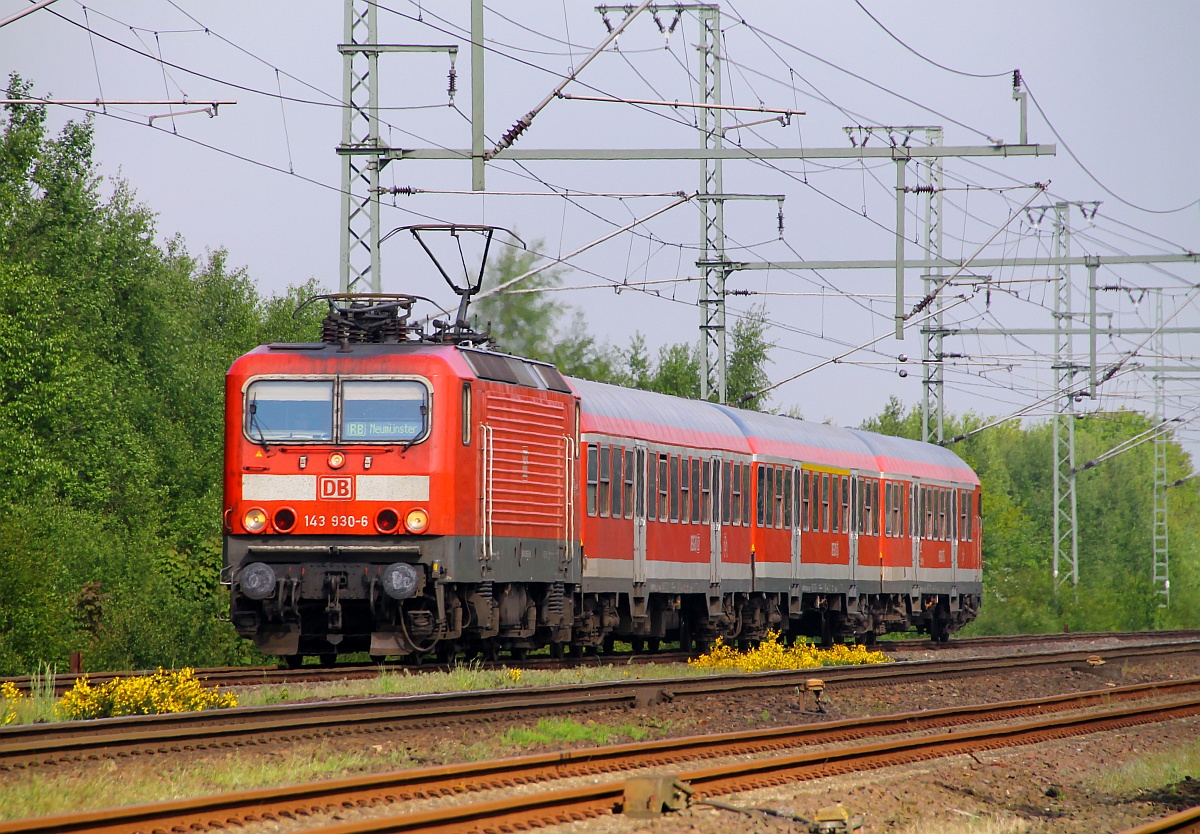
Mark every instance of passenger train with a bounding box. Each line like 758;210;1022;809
222;293;981;664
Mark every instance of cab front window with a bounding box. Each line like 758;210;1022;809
341;380;428;442
246;380;333;441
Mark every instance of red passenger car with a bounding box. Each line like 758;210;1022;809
223;296;981;663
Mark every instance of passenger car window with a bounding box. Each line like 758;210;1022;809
586;445;598;516
246;380;334;441
341;380;427;442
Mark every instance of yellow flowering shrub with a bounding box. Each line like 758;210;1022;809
1;681;27;725
506;667;523;683
55;668;237;720
689;631;892;672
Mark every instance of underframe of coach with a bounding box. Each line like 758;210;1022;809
565;584;980;651
227;531;979;661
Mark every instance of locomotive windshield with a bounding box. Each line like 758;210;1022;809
246;380;334;441
244;378;428;444
341;380;427;442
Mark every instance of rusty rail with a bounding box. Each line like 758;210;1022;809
3;640;1198;772
1119;806;1200;834
4;681;1199;834
6;629;1197;694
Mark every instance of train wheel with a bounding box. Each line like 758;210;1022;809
283;654;303;670
512;647;528;662
369;654;386;666
437;644;457;665
630;638;645;653
819;612;834;649
679;621;695;654
319;653;337;668
550;642;564;660
931;612;951;644
648;638;661;654
602;635;615;655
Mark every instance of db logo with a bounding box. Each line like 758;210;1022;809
318;476;354;501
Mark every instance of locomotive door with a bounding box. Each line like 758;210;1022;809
633;445;647;586
950;489;959;588
910;482;920;577
848;473;859;587
790;467;802;599
709;455;722;585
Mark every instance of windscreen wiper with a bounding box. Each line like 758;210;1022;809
398;403;428;453
247;398;270;451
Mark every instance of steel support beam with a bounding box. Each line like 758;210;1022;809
1152;289;1170;608
727;253;1200;271
1051;204;1079;592
893;157;906;339
378;144;1055;161
922;129;945;444
471;0;485;190
697;6;726;403
339;0;380;293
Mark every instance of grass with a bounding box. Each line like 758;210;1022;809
891;813;1037;834
1;661;59;724
501;716;657;747
233;658;708;709
0;741;418;821
0;711;677;821
1090;737;1200;796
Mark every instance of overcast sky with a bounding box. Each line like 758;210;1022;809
4;1;1199;464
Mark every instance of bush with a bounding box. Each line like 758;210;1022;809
688;631;892;672
1;681;26;724
54;667;236;720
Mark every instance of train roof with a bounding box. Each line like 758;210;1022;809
713;406;879;470
846;428;979;485
571;376;978;485
570;377;751;454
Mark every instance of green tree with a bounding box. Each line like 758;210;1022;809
727;306;773;410
472;240;617;380
0;76;324;674
612;307;774;409
647;342;701;399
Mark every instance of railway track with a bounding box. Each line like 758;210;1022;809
2;640;1197;772
3;629;1195;695
3;678;1199;834
0;652;695;696
1121;806;1200;834
885;628;1200;652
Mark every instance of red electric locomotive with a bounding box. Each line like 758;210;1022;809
223;291;980;664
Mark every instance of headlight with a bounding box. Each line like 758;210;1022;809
240;562;277;599
381;562;421;600
328;451;346;469
273;507;296;533
243;508;268;533
405;508;430;534
376;508;399;533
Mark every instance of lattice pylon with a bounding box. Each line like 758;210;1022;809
697;6;726;403
1152;289;1170;607
1051;203;1079;591
921;128;945;444
339;0;381;293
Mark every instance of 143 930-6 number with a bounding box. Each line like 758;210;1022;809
304;514;370;529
